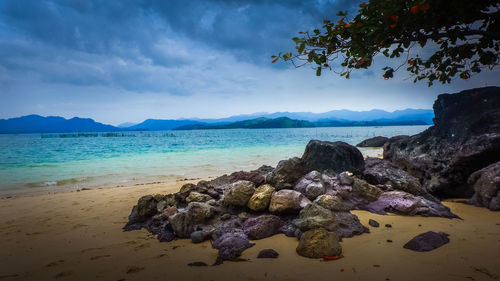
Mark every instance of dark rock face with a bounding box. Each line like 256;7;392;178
403;231;450;252
257;249;279;258
296;228;342;258
357;136;389;147
363;157;433;199
302;140;365;175
268;157;307;189
243;215;282;240
384;87;500;198
468;162;500;210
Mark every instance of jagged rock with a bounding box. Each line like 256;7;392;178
314;194;350;212
363;157;433;199
229;170;266;186
268;157;307;189
365;191;457;218
403;231;450;252
175;183;197;202
468;161;500;210
357;136;390;147
332;212;369;238
186;191;213;203
338;171;354;185
137;195;158;218
352;178;383;202
162;206;178;217
296;228;342;258
301;140;365;175
384;87;500;198
247;184;275;211
269;190;311;214
190;228;214;243
243;215;281;240
213;232;255;264
223;180;256;207
293;203;336;232
257;249;279;258
294;171;326;200
168;202;216;238
368;219;380;227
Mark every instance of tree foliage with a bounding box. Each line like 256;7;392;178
273;0;500;86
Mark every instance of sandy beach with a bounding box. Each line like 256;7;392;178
0;180;499;281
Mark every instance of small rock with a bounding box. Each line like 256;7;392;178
403;231;450;252
186;192;213;203
220;213;231;220
294;171;326;200
368;219;380;227
338;172;354;185
213;232;255;264
385;224;392;228
314;194;350;212
257;249;279;259
187;262;207;266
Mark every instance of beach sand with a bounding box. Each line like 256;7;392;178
1;180;499;281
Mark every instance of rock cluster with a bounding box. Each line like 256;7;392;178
124;139;458;264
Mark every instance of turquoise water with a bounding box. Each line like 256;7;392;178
0;126;429;193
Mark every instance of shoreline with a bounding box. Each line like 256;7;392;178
0;147;384;198
0;180;499;281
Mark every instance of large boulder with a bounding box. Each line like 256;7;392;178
268;190;311;214
296;228;342;258
268;157;308;189
363;157;433;199
468;162;500;210
168;202;216;238
243;215;282;240
384;87;500;198
247;184;275;211
137;195;158;218
294;171;326;200
223;180;256;207
301;140;365;175
357;136;389;147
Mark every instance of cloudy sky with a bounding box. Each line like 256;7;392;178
1;0;498;125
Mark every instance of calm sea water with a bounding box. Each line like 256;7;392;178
0;126;428;194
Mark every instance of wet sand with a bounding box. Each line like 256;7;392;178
0;180;499;281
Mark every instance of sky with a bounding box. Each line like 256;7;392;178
0;0;499;125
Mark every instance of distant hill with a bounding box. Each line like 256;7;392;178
0;115;119;134
175;117;428;130
127;119;204;131
176;117;315;130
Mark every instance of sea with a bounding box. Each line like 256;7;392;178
0;126;429;195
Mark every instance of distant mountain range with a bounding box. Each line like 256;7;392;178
0;109;434;134
174;117;428;130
